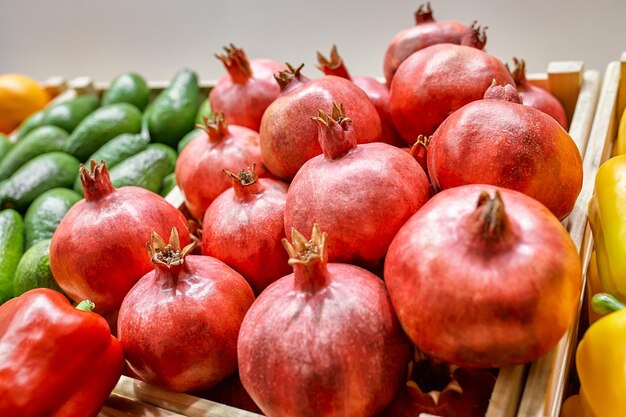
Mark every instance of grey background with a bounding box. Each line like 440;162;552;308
1;0;625;83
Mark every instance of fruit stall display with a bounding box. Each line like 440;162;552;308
0;5;613;417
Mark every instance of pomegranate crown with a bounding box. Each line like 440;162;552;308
80;160;115;201
224;163;258;187
483;79;522;104
411;134;432;151
414;2;434;24
215;43;252;82
147;227;196;269
463;21;488;49
282;224;327;267
474;191;508;240
316;45;342;71
198;113;229;140
507;57;527;84
274;63;305;89
311;103;352;129
405;349;463;406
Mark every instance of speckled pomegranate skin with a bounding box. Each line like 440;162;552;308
238;263;409;417
390;44;514;141
118;255;254;392
427;98;582;220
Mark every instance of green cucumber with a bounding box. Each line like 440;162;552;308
13;239;61;297
0;126;68;180
102;72;150;111
41;95;100;133
0;152;80;211
109;144;177;193
73;133;150;194
0;209;23;303
0;134;13;164
177;128;201;153
195;98;211;125
64;103;142;161
160;173;177;197
24;188;81;249
147;69;199;147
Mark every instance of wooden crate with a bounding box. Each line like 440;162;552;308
50;63;598;417
517;52;626;417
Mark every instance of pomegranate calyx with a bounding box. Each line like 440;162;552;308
215;43;252;84
410;134;432;154
414;2;434;24
462;21;488;49
223;163;264;199
483;80;523;104
147;227;196;269
473;191;508;240
508;57;528;85
405;350;464;406
198;113;229;142
316;45;352;80
274;63;306;91
312;103;357;160
282;225;330;292
80;160;116;201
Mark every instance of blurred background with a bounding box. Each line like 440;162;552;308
1;0;625;83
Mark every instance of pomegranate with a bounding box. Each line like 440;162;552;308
284;104;429;269
427;82;582;220
50;161;189;314
209;44;285;131
260;67;382;180
238;225;410;417
175;113;266;221
383;3;486;85
118;228;255;392
384;186;582;367
200;372;263;415
202;164;290;295
317;45;404;146
379;350;496;417
509;57;568;129
390;43;514;141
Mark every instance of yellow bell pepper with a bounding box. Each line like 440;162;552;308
613;107;626;156
571;293;626;417
588;155;626;300
586;251;604;325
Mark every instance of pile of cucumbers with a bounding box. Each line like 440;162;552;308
0;69;211;304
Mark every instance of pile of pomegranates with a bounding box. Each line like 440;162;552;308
46;5;586;416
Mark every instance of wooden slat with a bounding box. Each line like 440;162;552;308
618;51;626;120
486;365;527;417
547;61;584;124
112;376;263;417
517;62;618;417
100;394;188;416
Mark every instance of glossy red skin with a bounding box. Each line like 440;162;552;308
390;44;514;142
260;75;382;180
210;59;286;131
118;256;255;392
200;372;263;414
384;19;475;86
518;82;569;129
379;367;495;417
50;186;190;313
175;126;266;221
238;263;410;417
427;98;582;220
352;76;405;147
0;289;124;417
202;178;291;295
285;143;430;269
384;185;582;368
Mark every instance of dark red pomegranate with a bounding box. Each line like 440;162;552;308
390;43;514;142
427;82;582;220
384;186;582;368
238;225;410;417
317;45;404;147
384;3;486;86
175;113;266;221
284;104;430;269
118;228;255;392
202;164;290;295
260;67;382;180
50;161;190;314
379;350;496;417
209;44;286;131
509;57;568;129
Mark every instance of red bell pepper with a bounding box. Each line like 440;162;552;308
0;288;124;417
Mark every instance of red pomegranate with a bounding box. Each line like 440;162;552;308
390;43;514;142
175;113;266;221
260;67;382;180
50;161;189;314
238;225;410;417
118;228;255;392
384;186;582;368
427;82;582;220
284;104;430;269
384;3;486;86
379;350;496;417
317;45;404;146
202;164;290;295
209;44;285;131
509;57;568;129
